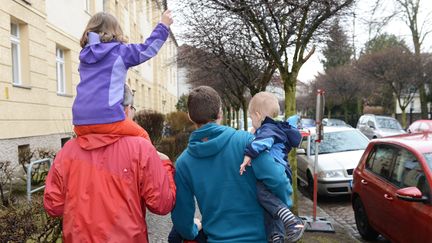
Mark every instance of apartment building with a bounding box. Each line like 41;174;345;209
0;0;178;166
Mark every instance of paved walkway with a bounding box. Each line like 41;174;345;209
146;191;360;243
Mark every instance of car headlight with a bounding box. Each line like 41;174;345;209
318;170;344;178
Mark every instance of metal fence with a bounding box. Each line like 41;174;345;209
27;158;52;202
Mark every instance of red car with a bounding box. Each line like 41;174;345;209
352;133;432;243
407;119;432;133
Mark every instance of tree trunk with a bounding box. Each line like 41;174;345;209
235;109;240;130
283;70;299;214
419;86;428;118
401;108;407;128
327;107;332;119
227;107;232;127
344;102;349;122
242;98;248;131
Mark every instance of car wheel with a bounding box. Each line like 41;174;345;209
353;197;379;240
306;171;314;197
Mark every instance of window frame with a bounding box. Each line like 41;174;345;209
10;22;21;85
365;144;397;180
56;47;66;94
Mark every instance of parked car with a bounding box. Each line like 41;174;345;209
297;126;369;196
322;118;352;127
356;114;406;139
300;118;316;128
352;133;432;242
407;119;432;133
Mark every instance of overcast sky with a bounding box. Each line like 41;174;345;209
169;0;432;83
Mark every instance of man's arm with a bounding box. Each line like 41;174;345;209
170;160;199;240
140;143;176;215
252;151;293;207
44;151;65;217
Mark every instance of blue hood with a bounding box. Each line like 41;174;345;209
187;123;236;158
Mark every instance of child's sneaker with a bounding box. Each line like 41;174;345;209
285;217;306;242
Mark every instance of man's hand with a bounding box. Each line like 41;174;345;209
194;218;202;230
157;151;170;161
239;155;252;175
161;10;173;28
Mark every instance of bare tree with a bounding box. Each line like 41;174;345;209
367;0;432;118
315;65;366;122
356;47;422;127
178;0;354;212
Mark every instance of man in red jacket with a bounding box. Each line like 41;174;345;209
44;85;176;243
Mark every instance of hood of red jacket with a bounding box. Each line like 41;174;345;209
77;134;122;150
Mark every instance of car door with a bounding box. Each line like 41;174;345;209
363;116;375;139
360;144;396;235
386;148;432;242
297;135;311;183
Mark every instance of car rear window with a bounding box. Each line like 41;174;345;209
376;117;402;130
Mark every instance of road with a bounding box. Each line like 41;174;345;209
302;190;390;243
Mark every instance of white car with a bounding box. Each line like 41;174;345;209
297;126;369;196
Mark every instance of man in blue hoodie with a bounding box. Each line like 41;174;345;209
171;86;292;242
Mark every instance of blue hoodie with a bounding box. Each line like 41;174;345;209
245;117;302;182
171;123;292;242
72;23;169;125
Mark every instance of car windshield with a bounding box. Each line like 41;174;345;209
310;130;369;155
327;119;346;126
423;153;432;172
301;119;315;126
376;117;402;130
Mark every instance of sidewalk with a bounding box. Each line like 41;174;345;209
146;192;361;243
298;192;360;243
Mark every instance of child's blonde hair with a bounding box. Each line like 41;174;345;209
248;91;280;118
80;12;127;48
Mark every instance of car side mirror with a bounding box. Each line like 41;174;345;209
396;187;428;203
297;148;306;154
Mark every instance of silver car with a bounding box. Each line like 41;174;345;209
356;114;406;139
297;127;369;196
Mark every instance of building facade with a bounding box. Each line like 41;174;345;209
0;0;178;166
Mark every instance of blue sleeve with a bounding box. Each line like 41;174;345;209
244;137;275;159
120;23;169;68
286;128;302;148
252;151;292;207
170;160;199;240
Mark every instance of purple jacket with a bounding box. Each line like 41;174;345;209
72;23;169;125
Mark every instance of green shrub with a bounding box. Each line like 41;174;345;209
165;111;194;136
134;110;165;143
157;132;191;162
0;160;14;207
0;195;62;242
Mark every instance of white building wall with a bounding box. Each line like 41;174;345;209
46;0;103;40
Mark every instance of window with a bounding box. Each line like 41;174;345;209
56;48;66;94
61;137;71;147
11;23;21;85
367;145;395;178
18;144;31;165
85;0;94;13
390;148;418;187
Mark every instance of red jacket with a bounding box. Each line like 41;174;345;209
44;134;176;242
